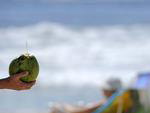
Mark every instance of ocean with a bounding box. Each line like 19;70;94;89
0;0;150;112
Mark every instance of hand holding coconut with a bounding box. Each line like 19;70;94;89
0;53;39;91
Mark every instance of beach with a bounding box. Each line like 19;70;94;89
0;0;150;112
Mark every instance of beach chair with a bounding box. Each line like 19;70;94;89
92;72;150;113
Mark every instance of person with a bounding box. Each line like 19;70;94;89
0;71;35;90
50;78;123;113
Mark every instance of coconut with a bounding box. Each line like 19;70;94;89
9;54;39;82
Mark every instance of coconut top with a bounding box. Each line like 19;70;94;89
24;53;31;58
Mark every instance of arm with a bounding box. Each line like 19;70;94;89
63;100;107;113
0;72;35;90
69;104;100;113
65;98;107;113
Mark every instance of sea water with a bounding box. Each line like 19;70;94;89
0;0;150;113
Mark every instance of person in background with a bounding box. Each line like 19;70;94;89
0;71;35;90
50;78;123;113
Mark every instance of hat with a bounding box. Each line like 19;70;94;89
102;78;122;90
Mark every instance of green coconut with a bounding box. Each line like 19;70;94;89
9;54;39;82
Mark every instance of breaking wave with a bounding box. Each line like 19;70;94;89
0;22;150;86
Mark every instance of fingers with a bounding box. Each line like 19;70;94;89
18;81;36;90
23;81;36;86
20;81;36;89
14;71;29;79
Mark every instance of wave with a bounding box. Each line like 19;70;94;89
0;22;150;86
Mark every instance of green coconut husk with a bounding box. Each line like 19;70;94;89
9;54;39;82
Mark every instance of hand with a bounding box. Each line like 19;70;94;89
0;72;36;90
50;107;66;113
50;103;66;113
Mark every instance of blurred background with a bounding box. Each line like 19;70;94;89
0;0;150;113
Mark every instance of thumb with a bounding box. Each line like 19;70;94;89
15;71;29;79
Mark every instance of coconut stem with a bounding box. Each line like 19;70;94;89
25;41;30;57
